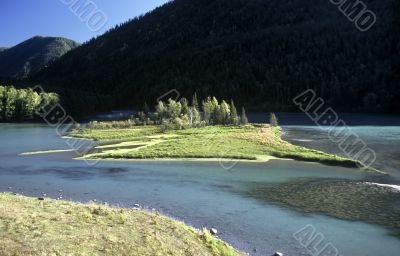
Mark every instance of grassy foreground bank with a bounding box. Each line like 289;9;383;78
0;193;240;256
72;124;364;169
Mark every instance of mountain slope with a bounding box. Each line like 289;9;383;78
0;36;80;79
35;0;399;113
0;47;7;52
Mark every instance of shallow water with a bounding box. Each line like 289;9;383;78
282;125;400;181
1;123;400;255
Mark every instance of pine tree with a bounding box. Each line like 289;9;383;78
210;97;220;124
190;106;201;127
155;101;166;122
192;92;199;110
240;107;248;125
220;100;231;125
270;112;279;127
167;99;182;119
180;98;190;115
202;97;213;125
230;100;239;125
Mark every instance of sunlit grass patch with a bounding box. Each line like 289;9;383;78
0;193;241;256
71;124;369;169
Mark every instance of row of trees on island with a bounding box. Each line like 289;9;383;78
88;94;279;131
0;85;59;121
151;94;249;130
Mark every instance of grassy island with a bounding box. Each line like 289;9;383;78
0;193;240;256
71;124;363;169
67;95;370;169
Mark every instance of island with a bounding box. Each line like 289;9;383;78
70;96;367;170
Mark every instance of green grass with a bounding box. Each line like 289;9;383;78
0;193;241;256
71;124;367;169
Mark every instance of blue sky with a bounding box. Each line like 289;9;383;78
0;0;169;47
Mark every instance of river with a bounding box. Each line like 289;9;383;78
0;117;399;255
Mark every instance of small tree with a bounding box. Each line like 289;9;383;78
155;101;166;123
166;99;182;119
210;97;221;124
180;98;190;116
240;107;248;125
220;100;231;125
270;112;279;127
229;100;239;125
190;106;201;127
192;92;199;110
202;97;213;125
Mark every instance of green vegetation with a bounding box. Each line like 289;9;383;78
0;36;80;79
0;85;59;121
0;193;240;256
71;95;369;168
270;113;278;127
72;124;363;168
35;0;399;113
87;95;246;130
244;180;400;236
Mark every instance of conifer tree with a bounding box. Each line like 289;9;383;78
220;100;231;125
192;92;199;110
240;107;248;125
180;98;190;116
270;112;279;127
202;97;213;125
230;100;239;125
155;101;166;122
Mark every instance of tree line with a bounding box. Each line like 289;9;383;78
0;85;59;121
88;95;252;130
152;94;249;130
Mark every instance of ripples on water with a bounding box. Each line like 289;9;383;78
1;120;400;255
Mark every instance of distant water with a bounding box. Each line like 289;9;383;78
249;113;400;181
248;112;400;126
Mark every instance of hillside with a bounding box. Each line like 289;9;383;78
0;36;80;79
0;47;7;52
34;0;399;113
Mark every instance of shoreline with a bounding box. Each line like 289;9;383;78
20;148;381;172
20;131;383;173
0;192;243;255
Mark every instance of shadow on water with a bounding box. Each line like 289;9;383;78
0;166;132;180
239;178;400;237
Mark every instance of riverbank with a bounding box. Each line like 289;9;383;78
0;193;241;256
70;124;370;170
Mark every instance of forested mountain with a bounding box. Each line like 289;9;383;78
34;0;399;113
0;36;80;79
0;47;7;52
